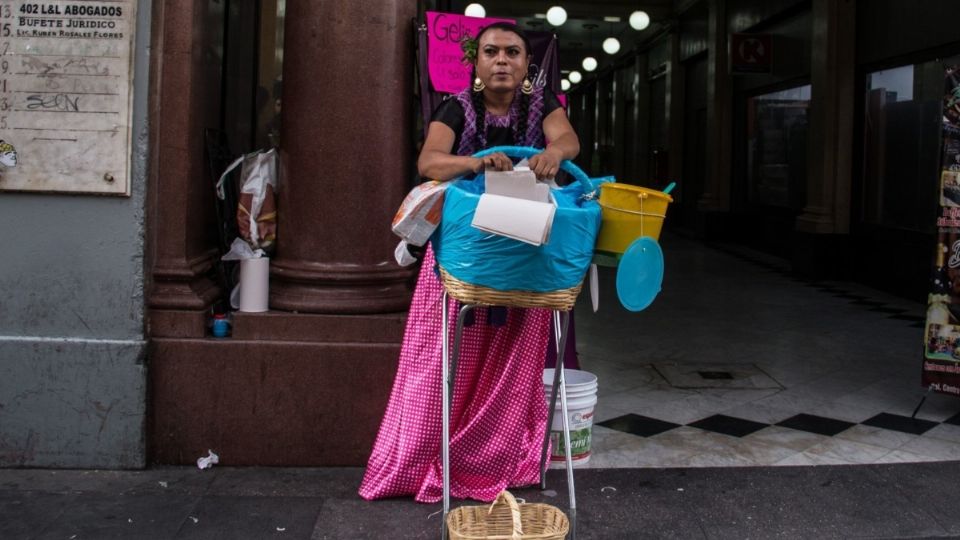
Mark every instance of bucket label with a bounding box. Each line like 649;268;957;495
550;427;592;460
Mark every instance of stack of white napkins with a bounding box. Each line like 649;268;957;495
471;168;556;246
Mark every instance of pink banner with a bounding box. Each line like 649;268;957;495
426;12;514;94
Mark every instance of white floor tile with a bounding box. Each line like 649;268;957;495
774;452;851;466
897;436;960;460
923;423;960;444
871;450;941;464
745;426;830;453
834;424;917;450
801;438;893;464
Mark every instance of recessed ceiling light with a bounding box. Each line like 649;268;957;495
603;16;621;22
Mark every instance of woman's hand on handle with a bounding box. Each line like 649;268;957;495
530;107;581;181
528;147;563;180
473;152;514;174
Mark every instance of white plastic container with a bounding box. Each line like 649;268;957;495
239;257;270;312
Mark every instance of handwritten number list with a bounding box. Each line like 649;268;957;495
0;0;135;195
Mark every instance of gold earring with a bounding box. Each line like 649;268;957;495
521;77;534;95
473;77;485;92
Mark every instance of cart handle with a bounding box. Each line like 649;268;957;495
472;145;596;194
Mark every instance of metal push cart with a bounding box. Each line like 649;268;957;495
440;296;579;540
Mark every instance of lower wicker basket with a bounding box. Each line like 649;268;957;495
447;491;569;540
438;267;582;311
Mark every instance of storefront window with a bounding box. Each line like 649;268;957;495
862;62;943;232
745;85;810;208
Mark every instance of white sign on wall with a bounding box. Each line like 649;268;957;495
0;0;136;196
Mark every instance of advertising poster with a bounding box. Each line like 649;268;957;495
922;64;960;396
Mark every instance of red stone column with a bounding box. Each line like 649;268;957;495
147;0;227;336
270;0;417;313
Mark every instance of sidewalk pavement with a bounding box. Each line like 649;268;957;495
2;463;959;539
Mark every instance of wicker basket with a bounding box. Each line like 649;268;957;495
439;267;582;311
447;490;569;540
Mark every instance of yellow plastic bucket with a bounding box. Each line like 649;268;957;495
595;183;673;254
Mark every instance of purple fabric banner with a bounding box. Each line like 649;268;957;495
426;12;514;95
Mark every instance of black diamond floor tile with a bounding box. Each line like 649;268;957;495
862;413;938;435
776;414;855;436
945;412;960;426
598;414;681;438
688;414;769;437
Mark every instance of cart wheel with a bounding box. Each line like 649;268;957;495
615;236;664;312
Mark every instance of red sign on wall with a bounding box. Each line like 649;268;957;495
730;33;772;74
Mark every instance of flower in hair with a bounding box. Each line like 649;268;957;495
460;33;478;65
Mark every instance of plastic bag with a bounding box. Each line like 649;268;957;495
391;180;449;247
217;148;278;250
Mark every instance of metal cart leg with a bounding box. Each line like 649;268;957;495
441;293;450;540
538;310;577;539
539;310;568;487
441;293;475;540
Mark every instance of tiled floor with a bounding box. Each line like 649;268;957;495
570;233;960;467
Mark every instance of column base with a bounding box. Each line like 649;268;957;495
149;312;405;466
269;259;415;314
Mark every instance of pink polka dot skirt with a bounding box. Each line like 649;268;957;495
359;245;551;503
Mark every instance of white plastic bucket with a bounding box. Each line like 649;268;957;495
543;369;598;467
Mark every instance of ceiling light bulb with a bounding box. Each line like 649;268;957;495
464;3;486;17
568;70;582;83
546;6;567;26
582;56;597;72
629;10;650;30
602;37;620;55
561;79;571;91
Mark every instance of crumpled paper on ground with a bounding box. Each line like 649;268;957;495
197;449;219;470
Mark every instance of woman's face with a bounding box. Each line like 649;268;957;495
475;29;529;93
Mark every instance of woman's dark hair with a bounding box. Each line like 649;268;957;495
475;22;532;58
471;22;533;147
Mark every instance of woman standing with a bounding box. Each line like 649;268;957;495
359;22;580;503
